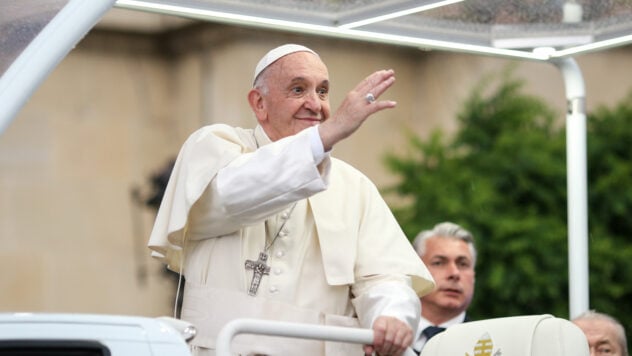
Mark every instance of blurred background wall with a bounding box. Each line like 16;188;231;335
0;7;631;317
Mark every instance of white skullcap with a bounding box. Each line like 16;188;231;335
253;44;318;84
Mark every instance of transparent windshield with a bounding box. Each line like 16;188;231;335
0;0;69;75
115;0;632;58
0;0;114;135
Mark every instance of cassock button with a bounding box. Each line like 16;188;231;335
281;212;289;219
279;229;288;237
269;286;278;293
275;251;285;258
274;268;282;275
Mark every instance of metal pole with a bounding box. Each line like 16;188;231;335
551;57;589;318
215;318;417;356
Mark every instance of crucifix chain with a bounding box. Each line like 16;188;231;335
244;203;297;296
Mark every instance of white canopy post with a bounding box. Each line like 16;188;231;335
551;57;589;319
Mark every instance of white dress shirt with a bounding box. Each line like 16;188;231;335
413;311;467;353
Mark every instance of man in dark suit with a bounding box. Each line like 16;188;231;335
411;222;477;354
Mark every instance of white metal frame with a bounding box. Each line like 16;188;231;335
551;58;589;318
215;318;417;356
114;0;632;60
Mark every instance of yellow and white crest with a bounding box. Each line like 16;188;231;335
465;332;501;356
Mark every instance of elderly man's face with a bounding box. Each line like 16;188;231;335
573;319;624;356
255;52;331;141
420;237;476;318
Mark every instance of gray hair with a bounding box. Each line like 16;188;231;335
573;310;629;356
253;69;270;95
413;222;477;265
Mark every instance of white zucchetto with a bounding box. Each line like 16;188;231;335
253;44;318;84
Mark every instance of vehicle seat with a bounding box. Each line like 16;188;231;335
420;314;589;356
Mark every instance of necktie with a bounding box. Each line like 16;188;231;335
422;325;446;340
413;326;447;355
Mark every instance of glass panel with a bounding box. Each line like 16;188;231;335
353;0;632;49
0;0;70;75
118;0;632;55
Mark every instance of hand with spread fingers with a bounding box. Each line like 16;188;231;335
363;316;414;356
318;69;397;151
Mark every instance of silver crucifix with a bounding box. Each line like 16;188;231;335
244;252;271;296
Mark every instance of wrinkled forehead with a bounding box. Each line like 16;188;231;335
267;52;329;84
424;236;474;258
575;320;619;342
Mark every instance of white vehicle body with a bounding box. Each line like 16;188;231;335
0;313;193;355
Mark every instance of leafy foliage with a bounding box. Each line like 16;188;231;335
384;68;632;340
585;91;632;337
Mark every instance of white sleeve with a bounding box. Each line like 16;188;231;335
187;126;331;238
351;275;421;334
308;124;327;164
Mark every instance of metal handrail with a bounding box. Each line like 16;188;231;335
215;318;417;356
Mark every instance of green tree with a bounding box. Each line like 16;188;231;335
585;91;632;337
385;69;632;340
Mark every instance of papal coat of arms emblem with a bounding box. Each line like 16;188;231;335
465;332;502;356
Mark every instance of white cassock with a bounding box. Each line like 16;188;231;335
148;124;435;355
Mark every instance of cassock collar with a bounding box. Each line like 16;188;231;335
254;125;272;147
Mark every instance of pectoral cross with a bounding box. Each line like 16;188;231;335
244;252;271;296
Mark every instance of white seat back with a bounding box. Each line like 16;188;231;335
420;314;589;356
